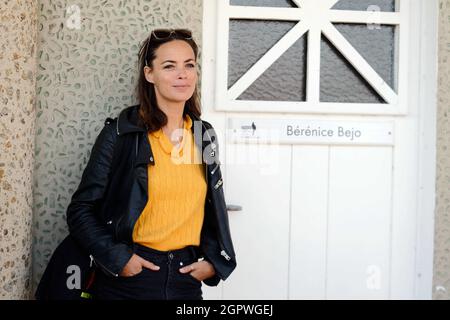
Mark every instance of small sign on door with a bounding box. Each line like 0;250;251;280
228;118;394;146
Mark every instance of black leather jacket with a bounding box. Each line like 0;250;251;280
66;105;236;286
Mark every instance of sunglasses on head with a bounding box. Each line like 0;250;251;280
152;28;193;40
140;28;193;66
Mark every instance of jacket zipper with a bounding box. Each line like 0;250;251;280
220;250;231;261
217;235;232;261
211;163;220;175
90;254;119;277
201;122;210;184
201;122;222;181
200;122;233;262
214;178;223;190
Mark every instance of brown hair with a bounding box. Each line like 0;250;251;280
135;29;201;132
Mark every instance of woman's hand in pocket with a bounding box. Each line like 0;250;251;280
179;260;216;281
120;253;160;277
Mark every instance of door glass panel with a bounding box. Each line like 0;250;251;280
228;20;297;89
230;0;297;7
334;24;396;91
238;34;307;101
320;35;385;103
227;5;397;104
332;0;396;12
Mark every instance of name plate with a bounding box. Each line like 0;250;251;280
228;118;394;146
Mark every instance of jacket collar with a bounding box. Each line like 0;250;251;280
117;104;204;136
119;105;213;167
117;105;146;136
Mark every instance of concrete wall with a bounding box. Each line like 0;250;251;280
433;0;450;300
0;0;38;299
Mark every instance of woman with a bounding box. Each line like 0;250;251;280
66;28;236;300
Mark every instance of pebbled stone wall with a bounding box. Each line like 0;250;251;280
0;0;38;299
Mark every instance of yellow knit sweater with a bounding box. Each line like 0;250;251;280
132;115;207;251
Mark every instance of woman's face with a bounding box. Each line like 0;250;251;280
144;40;198;105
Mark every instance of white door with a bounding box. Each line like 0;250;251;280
200;0;436;299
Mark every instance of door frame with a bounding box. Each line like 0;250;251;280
413;0;438;300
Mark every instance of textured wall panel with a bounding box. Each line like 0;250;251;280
0;0;38;299
433;0;450;301
32;0;203;294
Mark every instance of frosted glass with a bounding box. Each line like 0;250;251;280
332;0;396;12
228;20;306;101
230;0;296;7
320;35;385;103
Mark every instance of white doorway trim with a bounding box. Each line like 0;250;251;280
413;0;438;300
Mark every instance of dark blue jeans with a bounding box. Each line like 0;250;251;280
92;243;203;300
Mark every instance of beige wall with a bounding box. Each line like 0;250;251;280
0;0;38;299
433;0;450;300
